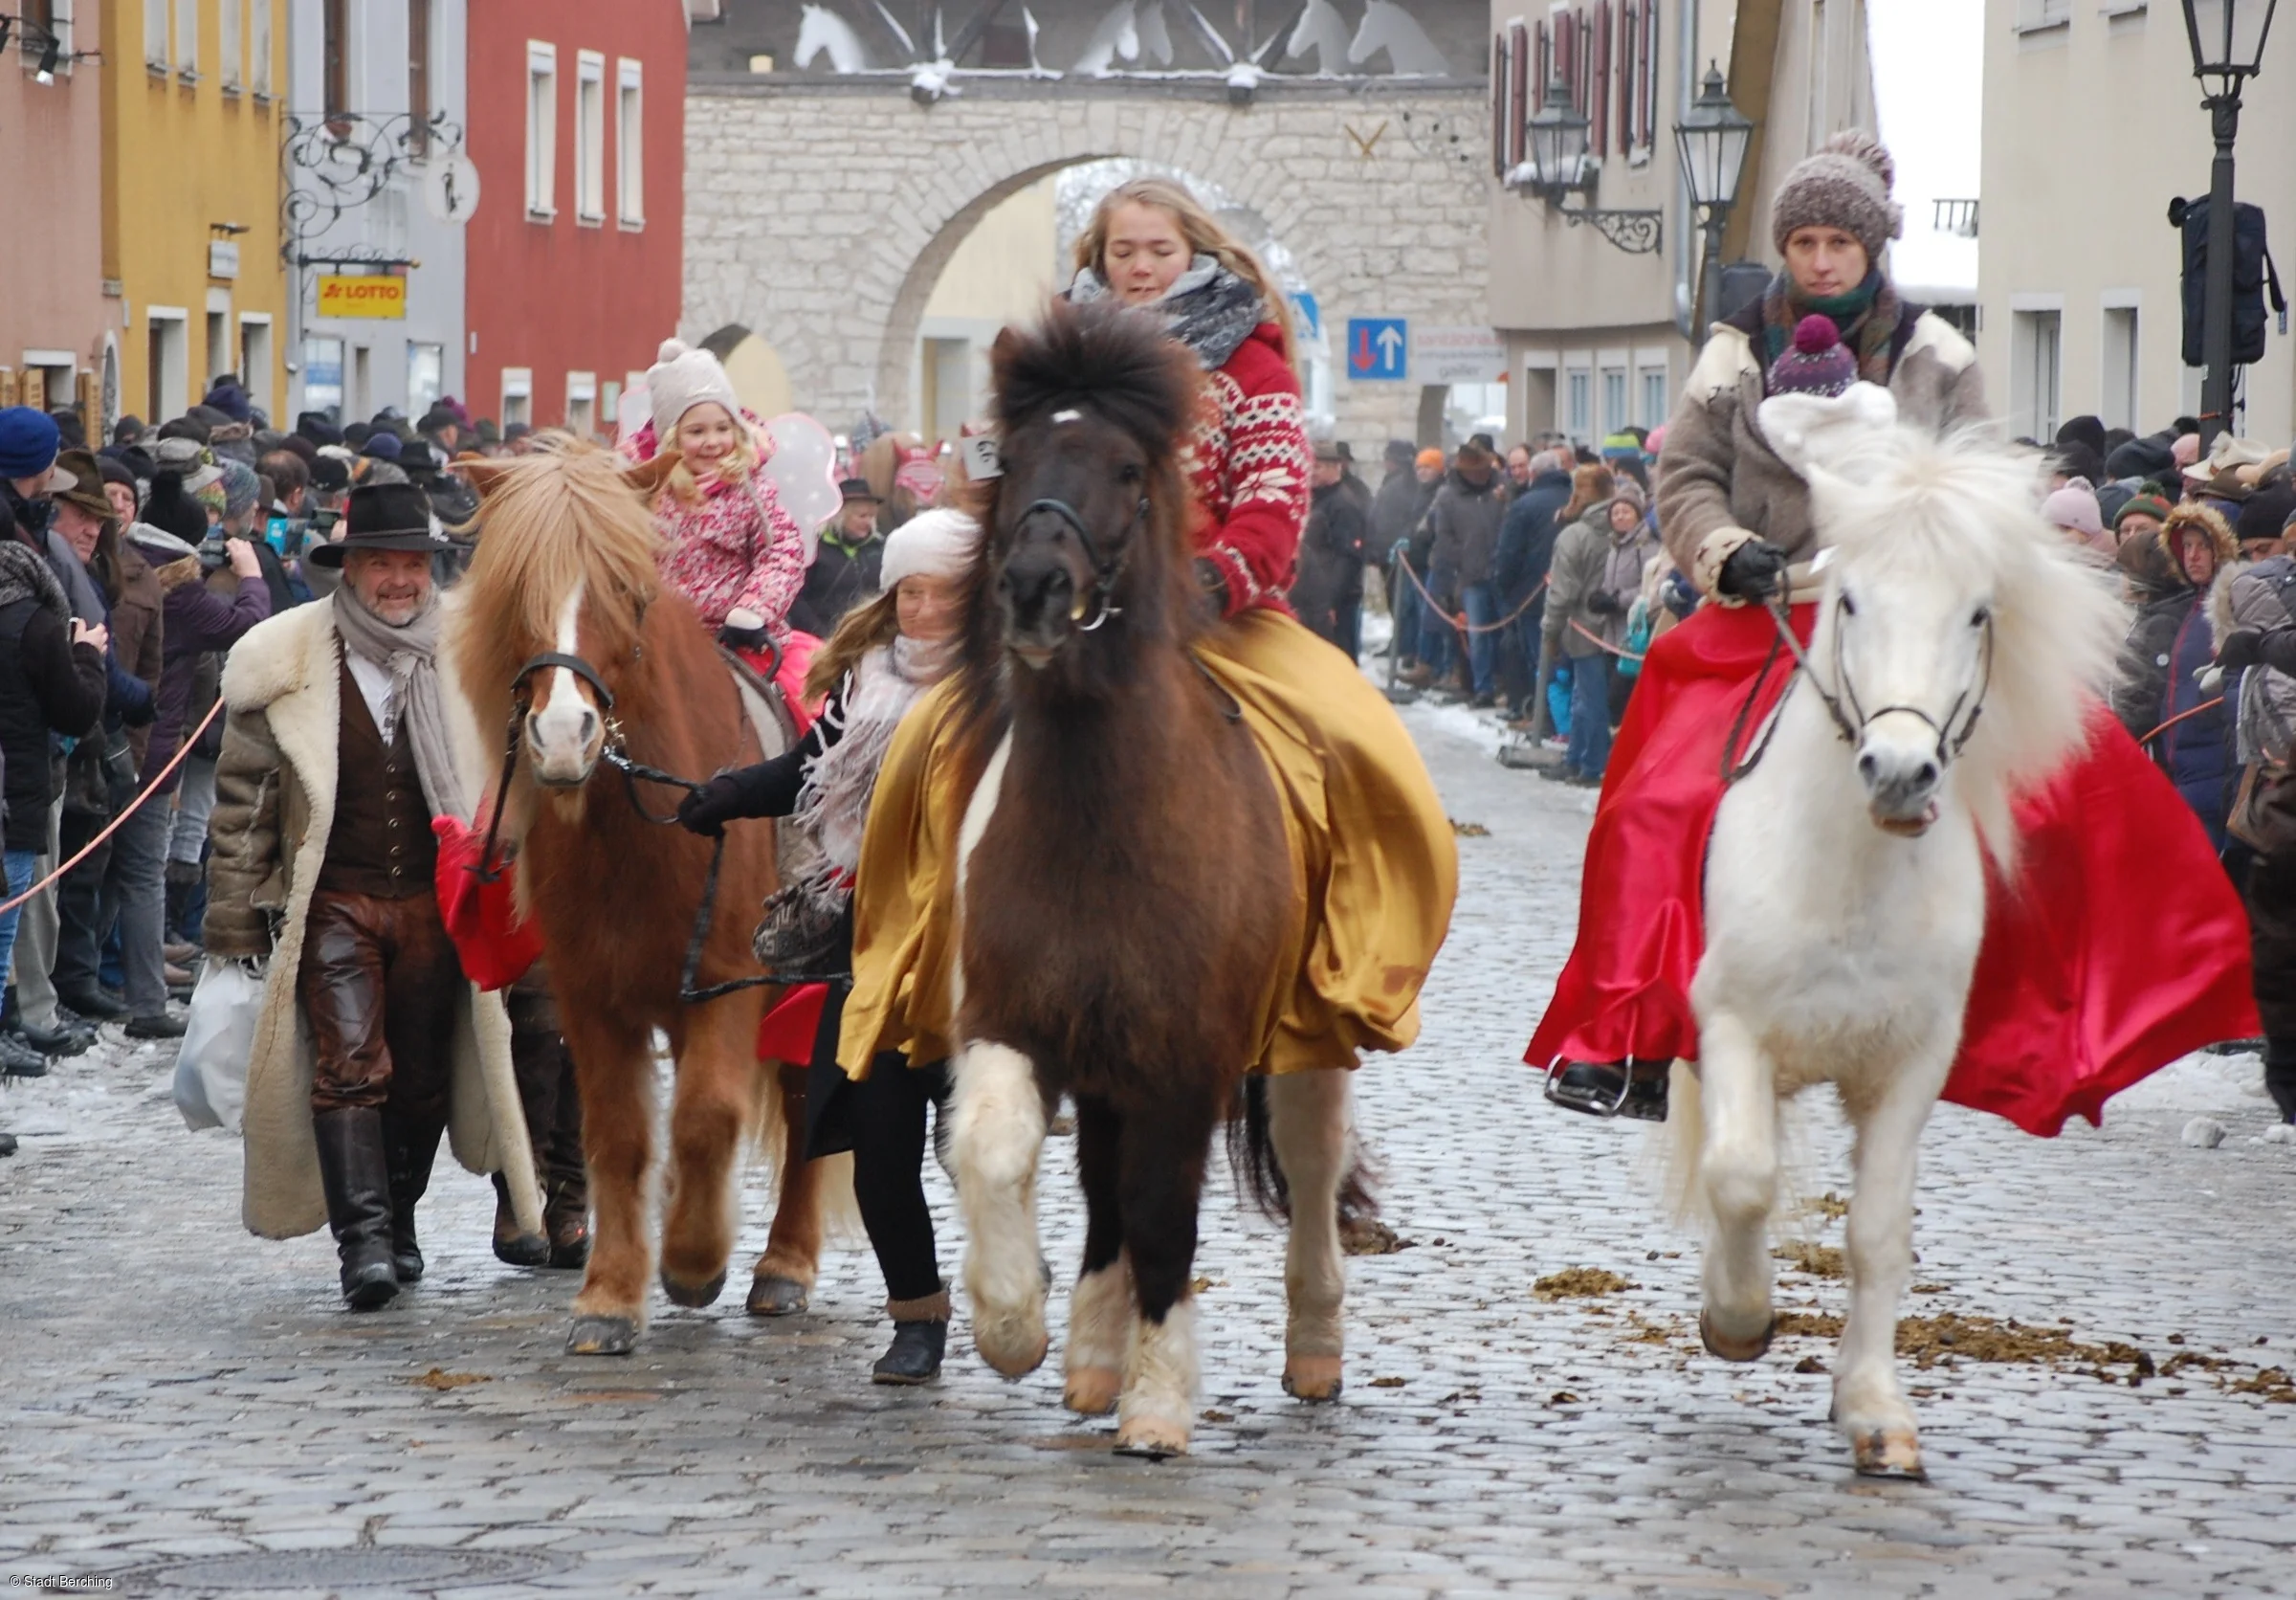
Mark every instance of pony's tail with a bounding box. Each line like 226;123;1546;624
1225;1076;1382;1230
1657;1060;1709;1229
745;1062;865;1246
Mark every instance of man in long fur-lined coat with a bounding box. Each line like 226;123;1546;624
204;482;541;1310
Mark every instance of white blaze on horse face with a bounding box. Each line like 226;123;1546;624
528;578;604;786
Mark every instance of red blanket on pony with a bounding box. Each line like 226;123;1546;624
1525;602;2258;1136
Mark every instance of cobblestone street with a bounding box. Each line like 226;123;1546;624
5;699;2296;1599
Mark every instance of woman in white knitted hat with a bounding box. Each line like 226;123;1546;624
629;338;807;652
672;506;977;1387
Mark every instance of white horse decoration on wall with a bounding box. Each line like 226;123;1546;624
1669;385;2129;1479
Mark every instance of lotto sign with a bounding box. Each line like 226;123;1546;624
1346;317;1408;381
317;275;408;320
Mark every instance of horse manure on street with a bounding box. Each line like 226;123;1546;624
1449;817;1490;836
1534;1268;1636;1299
1774;1240;1846;1278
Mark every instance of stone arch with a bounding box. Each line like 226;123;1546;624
684;86;1489;443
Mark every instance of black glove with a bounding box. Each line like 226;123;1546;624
674;772;747;837
1584;590;1626;618
1716;539;1788;603
1192;556;1230;613
717;617;769;654
2217;627;2265;674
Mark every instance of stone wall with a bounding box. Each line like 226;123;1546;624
683;81;1492;455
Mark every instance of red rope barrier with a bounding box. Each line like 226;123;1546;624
1392;557;1547;637
0;699;227;919
2137;696;2223;749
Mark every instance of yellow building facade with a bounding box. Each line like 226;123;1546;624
102;0;291;426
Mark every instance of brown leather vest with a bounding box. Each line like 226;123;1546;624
318;656;438;899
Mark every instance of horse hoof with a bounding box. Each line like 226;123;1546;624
661;1268;726;1309
1282;1354;1344;1402
1114;1417;1191;1459
1851;1428;1927;1481
976;1319;1050;1379
746;1275;809;1318
1699;1308;1776;1363
566;1315;639;1356
1063;1366;1121;1416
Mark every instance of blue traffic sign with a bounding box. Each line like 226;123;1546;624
1346;317;1408;381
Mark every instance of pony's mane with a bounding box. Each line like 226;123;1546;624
946;300;1203;751
1810;422;2130;865
450;439;663;737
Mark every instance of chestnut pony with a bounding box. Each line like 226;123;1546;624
944;301;1356;1456
453;443;844;1357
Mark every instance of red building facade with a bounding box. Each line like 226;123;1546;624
465;0;686;435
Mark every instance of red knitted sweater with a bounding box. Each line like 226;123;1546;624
1181;323;1310;617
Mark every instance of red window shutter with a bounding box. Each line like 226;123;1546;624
1511;24;1530;166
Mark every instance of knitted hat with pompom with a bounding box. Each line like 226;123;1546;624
1771;130;1904;262
646;338;743;443
1766;315;1859;399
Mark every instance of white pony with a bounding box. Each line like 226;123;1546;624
1670;384;2127;1479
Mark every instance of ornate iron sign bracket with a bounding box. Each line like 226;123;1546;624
280;110;465;266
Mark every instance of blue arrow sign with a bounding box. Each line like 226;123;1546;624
1346;317;1407;381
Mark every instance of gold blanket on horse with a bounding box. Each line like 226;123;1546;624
838;609;1458;1078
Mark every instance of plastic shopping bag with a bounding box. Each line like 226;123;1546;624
173;958;265;1133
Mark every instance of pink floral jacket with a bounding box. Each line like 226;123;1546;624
629;415;808;637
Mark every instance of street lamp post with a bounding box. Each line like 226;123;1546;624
1517;73;1665;255
1673;62;1755;341
2181;0;2279;446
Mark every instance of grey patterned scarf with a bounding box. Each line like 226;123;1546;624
1068;254;1264;370
332;585;470;825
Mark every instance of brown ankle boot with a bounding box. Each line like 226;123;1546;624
491;1171;549;1267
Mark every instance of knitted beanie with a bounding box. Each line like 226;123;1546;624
879;507;981;590
647;338;742;441
220;459;261;520
2113;492;2174;530
1771;130;1904;261
1766;315;1859;399
2041;477;2106;542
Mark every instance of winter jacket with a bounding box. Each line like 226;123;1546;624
787;529;885;640
1543;511;1649;660
1371;465;1425;555
1181;323;1312;617
1657;291;1988;598
203;593;537;1243
2218;555;2296;766
1425;469;1506;591
1292;477;1373;640
108;538;166;770
1494;467;1573;633
0;541;107;852
645;422;808;639
140;528;271;795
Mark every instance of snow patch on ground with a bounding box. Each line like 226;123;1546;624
2108;1049;2269;1115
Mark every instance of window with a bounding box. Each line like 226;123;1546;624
601;379;624;437
566;371;597;437
2016;0;2072;30
408;0;431;156
206;311;230;382
574;51;606;223
24;0;73;73
238;317;273;413
144;0;166;68
2102;304;2139;432
175;0;197;75
222;0;241;88
302;336;344;422
501;367;533;428
1565;367;1592;441
615;59;645;227
526;42;558;219
1616;0;1659;159
250;0;271;93
2010;308;2064;441
146;310;189;422
407;342;444;414
1639;367;1668;429
322;0;349;131
1600;368;1628;436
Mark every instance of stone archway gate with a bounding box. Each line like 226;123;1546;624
682;79;1492;446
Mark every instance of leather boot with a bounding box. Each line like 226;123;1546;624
384;1115;446;1283
492;1171;550;1267
544;1171;590;1269
313;1107;400;1310
872;1287;951;1386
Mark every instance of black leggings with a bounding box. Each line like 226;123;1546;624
847;1056;947;1304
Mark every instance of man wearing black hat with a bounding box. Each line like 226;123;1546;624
788;477;886;638
203;482;540;1309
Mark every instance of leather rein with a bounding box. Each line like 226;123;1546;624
1015;493;1147;634
473;641;784;1007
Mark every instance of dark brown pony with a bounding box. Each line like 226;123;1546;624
453;443;843;1357
944;301;1356;1456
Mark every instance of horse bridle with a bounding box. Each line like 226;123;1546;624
470;640;789;1007
1013;493;1148;633
1727;595;1994;783
1769;595;1994;767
